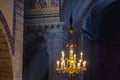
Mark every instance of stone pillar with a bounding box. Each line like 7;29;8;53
25;22;64;80
45;23;64;80
13;0;24;80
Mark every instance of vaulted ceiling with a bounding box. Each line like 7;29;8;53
90;0;120;45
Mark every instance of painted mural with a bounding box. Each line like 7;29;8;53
25;0;60;22
51;0;59;7
31;0;47;9
30;0;59;9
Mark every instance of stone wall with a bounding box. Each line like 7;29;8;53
0;0;14;34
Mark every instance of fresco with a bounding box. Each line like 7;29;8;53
31;0;47;9
25;0;60;22
51;0;59;7
30;0;59;9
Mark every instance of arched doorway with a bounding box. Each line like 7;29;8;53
23;30;49;80
89;1;120;80
0;11;13;80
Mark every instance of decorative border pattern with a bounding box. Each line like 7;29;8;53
25;22;64;32
27;7;59;15
12;0;17;55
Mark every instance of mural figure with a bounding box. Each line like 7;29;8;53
31;0;47;9
51;0;58;7
40;0;47;8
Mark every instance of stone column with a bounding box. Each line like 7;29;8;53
45;22;64;80
25;22;64;80
13;0;24;80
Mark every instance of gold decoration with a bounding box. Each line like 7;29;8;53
56;28;87;76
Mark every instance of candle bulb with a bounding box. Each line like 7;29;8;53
74;54;76;60
61;51;65;59
63;60;65;68
70;50;73;54
57;60;60;68
73;63;76;69
61;62;63;69
80;52;83;59
77;63;80;69
83;61;86;68
79;59;82;63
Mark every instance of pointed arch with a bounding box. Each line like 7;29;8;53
0;10;13;80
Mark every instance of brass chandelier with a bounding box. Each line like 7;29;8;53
56;17;87;75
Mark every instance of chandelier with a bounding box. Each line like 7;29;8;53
56;18;87;75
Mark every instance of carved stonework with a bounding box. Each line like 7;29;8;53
25;22;64;31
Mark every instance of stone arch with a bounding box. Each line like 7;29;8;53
23;29;49;80
83;1;120;43
76;0;116;34
84;1;120;80
85;0;118;39
0;10;13;80
90;0;120;43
